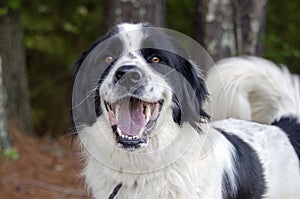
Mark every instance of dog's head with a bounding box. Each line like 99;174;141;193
72;23;209;152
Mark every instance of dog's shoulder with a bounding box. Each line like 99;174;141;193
213;118;300;198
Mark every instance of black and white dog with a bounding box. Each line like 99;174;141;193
71;23;300;199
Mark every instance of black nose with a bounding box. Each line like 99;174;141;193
114;65;143;87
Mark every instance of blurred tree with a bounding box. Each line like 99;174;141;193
23;0;103;135
103;0;166;31
194;0;205;47
167;0;196;37
0;0;33;135
0;56;12;151
15;0;299;137
195;0;268;61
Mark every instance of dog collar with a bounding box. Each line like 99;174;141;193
108;182;123;199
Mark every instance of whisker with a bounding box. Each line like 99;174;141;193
162;68;176;77
71;86;98;110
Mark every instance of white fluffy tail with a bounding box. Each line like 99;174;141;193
205;56;300;124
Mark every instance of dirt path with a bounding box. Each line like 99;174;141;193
0;128;88;199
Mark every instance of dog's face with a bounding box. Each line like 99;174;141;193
72;23;209;152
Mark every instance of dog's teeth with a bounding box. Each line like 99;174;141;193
139;129;144;136
146;104;151;116
145;103;151;123
145;114;150;123
121;134;125;139
117;127;122;136
133;136;139;139
125;135;128;139
128;136;132;140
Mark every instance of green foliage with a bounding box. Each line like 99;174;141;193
7;0;21;10
23;0;103;135
3;148;19;160
166;0;196;36
0;0;21;16
0;8;8;16
21;0;300;136
264;0;300;73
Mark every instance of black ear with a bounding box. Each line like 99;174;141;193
70;29;118;132
72;29;118;79
171;58;210;125
70;42;101;133
143;48;210;126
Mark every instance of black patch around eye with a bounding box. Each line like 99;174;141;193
140;48;210;125
141;49;163;63
72;27;119;78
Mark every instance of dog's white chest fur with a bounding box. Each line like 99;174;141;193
80;121;234;199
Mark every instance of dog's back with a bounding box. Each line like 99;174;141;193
206;56;300;123
206;56;300;198
206;56;300;159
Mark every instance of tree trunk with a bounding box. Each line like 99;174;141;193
254;1;267;56
197;0;268;61
0;56;13;151
194;0;205;47
0;6;33;135
103;0;166;32
233;0;268;55
202;0;237;61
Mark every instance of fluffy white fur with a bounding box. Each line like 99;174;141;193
205;56;300;124
80;117;237;198
74;24;300;198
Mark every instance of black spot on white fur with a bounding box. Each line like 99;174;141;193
219;129;266;199
272;116;300;162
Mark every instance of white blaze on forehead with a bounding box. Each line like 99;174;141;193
117;23;144;52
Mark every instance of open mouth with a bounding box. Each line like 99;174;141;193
104;97;163;150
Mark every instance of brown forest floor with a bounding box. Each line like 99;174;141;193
0;126;89;199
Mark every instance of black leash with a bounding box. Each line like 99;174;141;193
108;182;123;199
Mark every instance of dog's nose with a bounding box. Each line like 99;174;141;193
114;65;143;87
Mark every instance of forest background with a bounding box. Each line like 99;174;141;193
1;0;299;138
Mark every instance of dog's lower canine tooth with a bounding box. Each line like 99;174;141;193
138;129;144;136
145;103;151;121
117;127;122;136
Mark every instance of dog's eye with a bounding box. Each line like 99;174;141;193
150;56;161;63
105;56;113;63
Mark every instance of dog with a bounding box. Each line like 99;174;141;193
71;23;300;198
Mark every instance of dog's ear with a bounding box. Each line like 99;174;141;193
150;49;210;125
70;42;101;133
172;58;210;125
71;29;119;132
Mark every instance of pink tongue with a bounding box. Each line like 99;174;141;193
117;101;146;136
